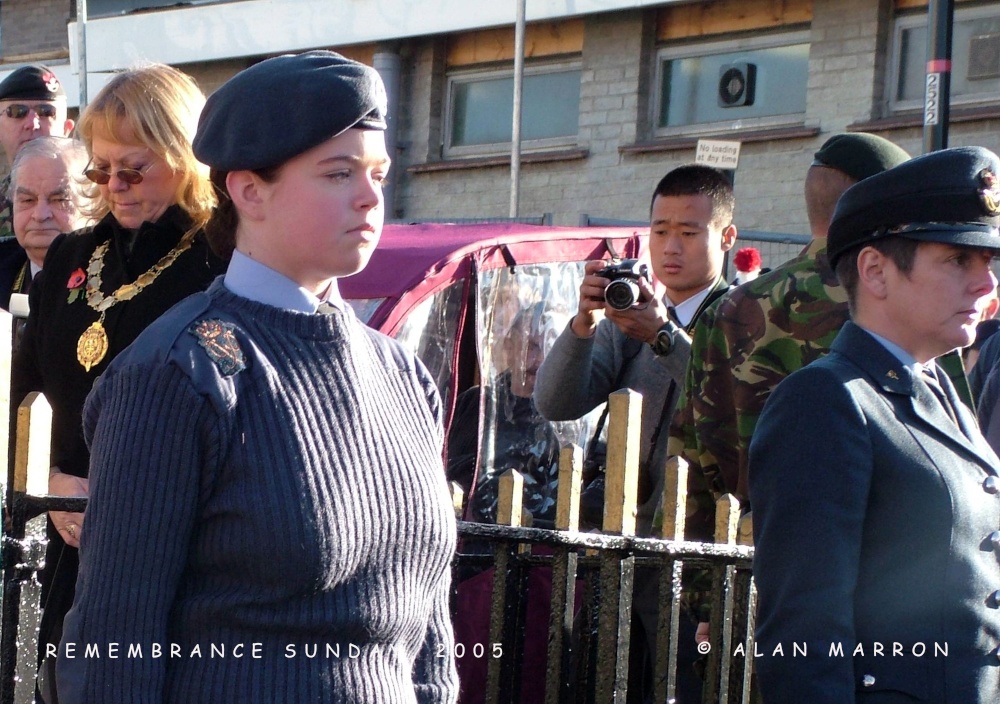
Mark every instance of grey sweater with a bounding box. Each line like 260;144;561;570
533;317;689;534
57;281;459;704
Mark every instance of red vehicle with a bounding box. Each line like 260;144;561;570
340;221;648;490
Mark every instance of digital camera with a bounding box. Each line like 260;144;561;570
596;259;650;311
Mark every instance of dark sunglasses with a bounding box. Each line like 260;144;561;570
3;103;58;119
83;162;153;185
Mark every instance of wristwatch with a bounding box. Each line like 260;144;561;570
650;321;679;356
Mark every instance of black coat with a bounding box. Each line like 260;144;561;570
750;321;1000;703
0;236;27;311
12;205;226;650
13;206;226;477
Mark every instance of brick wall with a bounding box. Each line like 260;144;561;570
1;0;70;61
395;0;1000;241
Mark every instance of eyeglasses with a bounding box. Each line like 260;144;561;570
83;162;154;185
2;103;58;120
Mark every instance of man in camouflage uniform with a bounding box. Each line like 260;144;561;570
0;65;75;240
667;133;912;506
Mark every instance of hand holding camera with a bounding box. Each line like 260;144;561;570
595;259;650;310
572;259;673;345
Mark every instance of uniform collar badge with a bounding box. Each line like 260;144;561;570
978;168;1000;216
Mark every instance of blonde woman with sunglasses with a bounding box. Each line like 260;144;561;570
11;62;225;703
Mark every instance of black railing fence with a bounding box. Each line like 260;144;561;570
449;390;756;703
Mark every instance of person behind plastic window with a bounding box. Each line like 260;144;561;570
750;146;1000;703
57;51;458;704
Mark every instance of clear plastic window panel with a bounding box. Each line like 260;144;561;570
345;297;386;325
462;263;604;527
393;282;464;407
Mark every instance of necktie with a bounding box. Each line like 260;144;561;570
666;305;680;326
922;366;958;425
316;301;338;315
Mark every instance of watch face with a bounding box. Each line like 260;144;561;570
654;329;674;355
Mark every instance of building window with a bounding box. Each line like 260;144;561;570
445;62;581;158
890;5;1000;112
655;31;810;134
87;0;239;17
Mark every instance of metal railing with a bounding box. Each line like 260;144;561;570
449;390;757;703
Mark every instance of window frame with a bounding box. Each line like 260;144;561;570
443;58;582;159
652;29;811;138
87;0;238;17
888;4;1000;114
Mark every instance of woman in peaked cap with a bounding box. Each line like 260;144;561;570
58;51;458;704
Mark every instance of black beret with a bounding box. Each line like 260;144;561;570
193;50;387;171
0;65;65;102
812;132;910;182
828;146;1000;268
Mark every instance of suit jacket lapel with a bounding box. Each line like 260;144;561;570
684;275;731;334
935;362;999;461
832;323;999;475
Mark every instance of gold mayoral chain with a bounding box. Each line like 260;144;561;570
76;230;197;371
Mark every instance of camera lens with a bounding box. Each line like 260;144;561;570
605;280;639;310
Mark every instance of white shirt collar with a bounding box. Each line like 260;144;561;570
666;282;716;328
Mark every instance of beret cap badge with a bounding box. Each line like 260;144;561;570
42;71;59;93
979;168;1000;216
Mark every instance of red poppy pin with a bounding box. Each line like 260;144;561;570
66;268;86;303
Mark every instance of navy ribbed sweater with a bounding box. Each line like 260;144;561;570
57;281;459;703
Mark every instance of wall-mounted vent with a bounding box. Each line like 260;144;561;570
718;63;756;107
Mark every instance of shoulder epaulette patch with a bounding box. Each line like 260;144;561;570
189;319;246;376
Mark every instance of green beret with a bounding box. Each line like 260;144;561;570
812;133;910;182
0;65;65;102
828;146;1000;267
193;50;387;172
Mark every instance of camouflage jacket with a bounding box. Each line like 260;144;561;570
0;174;12;240
668;238;971;506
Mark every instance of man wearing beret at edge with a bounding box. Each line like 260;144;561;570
0;65;75;304
749;146;1000;703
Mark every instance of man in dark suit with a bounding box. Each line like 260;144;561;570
0;65;75;240
750;146;1000;703
0;136;90;312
